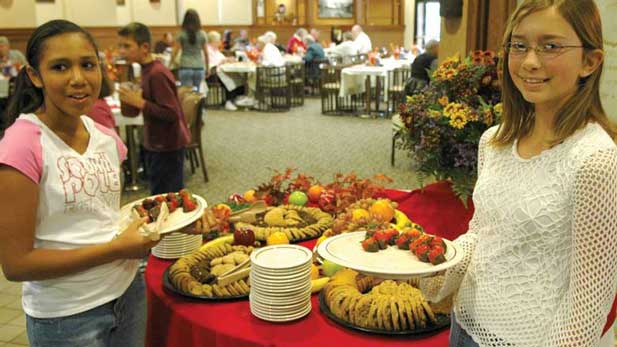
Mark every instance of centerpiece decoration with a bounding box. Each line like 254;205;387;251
398;50;502;205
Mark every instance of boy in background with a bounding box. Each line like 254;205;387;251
117;22;190;195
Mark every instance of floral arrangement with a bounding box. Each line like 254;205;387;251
398;50;502;205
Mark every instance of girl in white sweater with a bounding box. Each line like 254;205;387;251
422;1;617;346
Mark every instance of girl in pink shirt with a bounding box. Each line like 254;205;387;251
0;20;159;347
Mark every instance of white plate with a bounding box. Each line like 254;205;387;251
250;303;312;322
120;194;207;235
316;231;463;279
250;245;313;270
251;291;311;306
250;281;312;294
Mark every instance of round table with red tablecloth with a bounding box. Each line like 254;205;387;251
145;182;476;347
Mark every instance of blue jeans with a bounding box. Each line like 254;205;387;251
144;148;185;195
450;312;480;347
26;272;146;347
178;68;205;92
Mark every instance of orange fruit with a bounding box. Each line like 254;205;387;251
307;185;324;202
266;231;289;246
369;199;395;223
243;189;256;202
310;264;320;280
351;208;370;222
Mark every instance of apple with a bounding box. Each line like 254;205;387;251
234;227;255;246
288;191;308;206
322;259;343;277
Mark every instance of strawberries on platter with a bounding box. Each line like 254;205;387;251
360;227;448;265
132;189;199;222
361;237;380;252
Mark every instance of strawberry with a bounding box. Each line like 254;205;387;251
179;188;191;197
182;195;197;212
430;236;446;248
373;230;390;250
166;192;177;202
414;244;430;262
428;245;447;265
154;195;166;204
166;199;178;213
361;237;380;252
141;198;155;210
396;234;412;250
385;229;399;245
404;228;423;240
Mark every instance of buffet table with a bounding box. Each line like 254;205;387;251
145;182;475;347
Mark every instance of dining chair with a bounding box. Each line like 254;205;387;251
387;67;411;117
254;65;291;112
180;91;209;182
286;62;305;107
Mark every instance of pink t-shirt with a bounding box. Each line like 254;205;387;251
0;114;137;318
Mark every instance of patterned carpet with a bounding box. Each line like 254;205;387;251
122;98;421;205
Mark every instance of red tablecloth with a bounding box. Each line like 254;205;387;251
145;182;474;347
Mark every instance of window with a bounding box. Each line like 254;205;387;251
414;0;441;49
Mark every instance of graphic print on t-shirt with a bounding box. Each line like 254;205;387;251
57;152;121;213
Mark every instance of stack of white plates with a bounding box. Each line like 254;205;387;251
152;232;202;259
249;245;313;322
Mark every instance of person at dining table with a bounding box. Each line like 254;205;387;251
232;29;250;52
303;35;325;82
405;39;439;96
287;28;307;55
117;22;190;195
351;24;372;54
326;31;359;64
0;36;26;77
206;30;244;111
257;34;285;67
419;0;617;346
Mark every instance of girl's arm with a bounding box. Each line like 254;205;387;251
547;149;617;346
0;165;158;282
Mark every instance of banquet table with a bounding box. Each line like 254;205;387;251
339;61;411;117
145;182;476;347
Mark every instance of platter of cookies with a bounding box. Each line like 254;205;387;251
165;237;253;300
319;269;450;335
317;231;463;279
234;204;333;243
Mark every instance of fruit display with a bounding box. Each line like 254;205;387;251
234;205;333;242
167;237;253;298
322;269;449;332
132;189;198;223
324;199;400;237
360;228;447;266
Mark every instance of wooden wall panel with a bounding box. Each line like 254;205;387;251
366;0;394;26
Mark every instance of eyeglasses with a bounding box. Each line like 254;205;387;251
504;42;584;59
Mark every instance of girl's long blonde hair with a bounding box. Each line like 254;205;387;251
492;0;616;147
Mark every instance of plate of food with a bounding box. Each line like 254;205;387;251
119;189;207;235
316;230;463;279
164;236;253;300
319;269;450;335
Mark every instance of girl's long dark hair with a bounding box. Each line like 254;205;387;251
182;9;202;45
1;20;100;137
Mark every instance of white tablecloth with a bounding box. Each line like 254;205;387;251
339;60;411;98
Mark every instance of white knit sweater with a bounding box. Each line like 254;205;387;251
423;122;617;347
